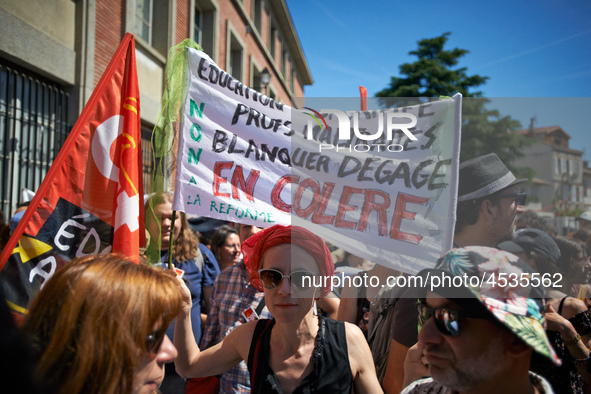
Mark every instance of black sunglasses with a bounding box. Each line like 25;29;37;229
499;192;527;206
145;331;165;354
258;269;317;291
417;302;493;337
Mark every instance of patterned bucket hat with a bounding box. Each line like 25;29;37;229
417;246;561;366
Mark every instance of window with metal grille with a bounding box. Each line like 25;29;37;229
140;123;153;195
0;62;71;216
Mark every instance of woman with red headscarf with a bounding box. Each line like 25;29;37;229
174;225;382;393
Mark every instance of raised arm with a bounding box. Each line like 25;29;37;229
345;322;384;394
337;284;360;324
173;276;251;378
547;299;591;383
382;338;411;393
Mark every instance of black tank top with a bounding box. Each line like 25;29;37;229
247;316;353;393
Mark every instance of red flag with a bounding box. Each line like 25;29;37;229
359;86;367;111
0;33;144;322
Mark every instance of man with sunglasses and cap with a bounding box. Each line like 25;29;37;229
455;153;527;248
401;246;559;394
382;153;529;393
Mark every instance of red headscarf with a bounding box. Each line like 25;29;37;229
242;225;334;297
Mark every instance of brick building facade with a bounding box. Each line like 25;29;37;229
0;0;311;215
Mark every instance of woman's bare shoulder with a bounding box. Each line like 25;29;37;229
224;319;268;358
561;297;589;320
342;321;383;393
343;321;370;355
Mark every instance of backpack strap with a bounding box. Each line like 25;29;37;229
367;284;409;382
193;247;204;272
248;319;274;391
255;297;266;316
558;295;569;316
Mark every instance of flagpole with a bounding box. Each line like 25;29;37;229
359;86;367;111
167;210;176;270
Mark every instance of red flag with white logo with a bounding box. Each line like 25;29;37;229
0;33;144;322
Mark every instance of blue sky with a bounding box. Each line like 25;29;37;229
286;0;591;159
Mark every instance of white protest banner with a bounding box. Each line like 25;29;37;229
173;48;461;273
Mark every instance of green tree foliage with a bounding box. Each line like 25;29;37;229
376;32;487;98
376;33;534;179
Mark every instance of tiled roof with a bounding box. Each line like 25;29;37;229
514;125;570;139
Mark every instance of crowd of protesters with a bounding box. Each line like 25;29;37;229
2;152;591;393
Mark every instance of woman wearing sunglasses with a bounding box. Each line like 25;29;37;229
24;254;183;394
174;224;383;393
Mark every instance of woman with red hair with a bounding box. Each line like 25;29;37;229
174;224;382;393
25;254;182;394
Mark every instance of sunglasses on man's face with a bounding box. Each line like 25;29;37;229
258;269;317;291
417;302;493;337
499;192;527;206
